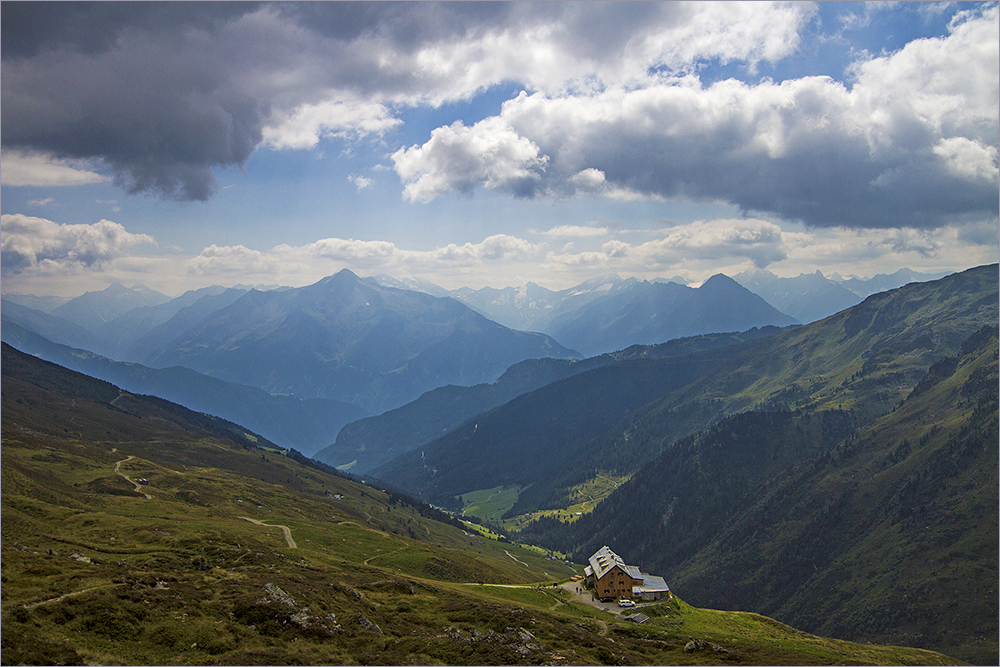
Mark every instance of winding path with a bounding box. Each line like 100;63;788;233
240;517;297;549
114;456;152;499
503;549;530;568
26;584;117;610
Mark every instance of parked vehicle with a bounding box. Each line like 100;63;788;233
617;599;636;607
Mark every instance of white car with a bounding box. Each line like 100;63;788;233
617;599;636;607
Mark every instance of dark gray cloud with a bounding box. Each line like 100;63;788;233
277;1;515;50
13;0;981;231
2;2;269;200
1;2;260;59
0;2;525;200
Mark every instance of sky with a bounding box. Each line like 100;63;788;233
1;1;997;298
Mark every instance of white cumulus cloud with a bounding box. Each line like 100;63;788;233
262;100;402;150
0;214;155;274
393;118;549;202
348;174;374;190
186;244;277;276
393;5;999;230
1;150;109;187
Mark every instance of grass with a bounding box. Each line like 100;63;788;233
459;485;521;522
0;346;969;665
504;472;631;530
2;430;962;667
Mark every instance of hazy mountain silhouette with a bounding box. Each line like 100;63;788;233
144;269;579;413
545;274;798;357
1;319;367;456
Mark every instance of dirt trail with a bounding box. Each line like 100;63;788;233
26;584;117;609
114;456;152;499
364;545;407;566
503;549;530;568
240;517;297;549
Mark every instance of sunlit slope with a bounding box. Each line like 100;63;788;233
1;343;565;585
669;263;998;417
515;268;998;664
372;338;760;509
560;263;1000;504
381;265;998;522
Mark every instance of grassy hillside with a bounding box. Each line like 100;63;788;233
514;266;998;664
318;326;789;473
1;344;959;665
673;325;999;664
372;339;761;509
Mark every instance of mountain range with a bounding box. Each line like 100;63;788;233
368;328;798;507
542;274;797;357
0;319;367;457
374;272;798;356
371;267;949;336
2;342;955;666
731;267;952;323
1;263;994;664
137;269;579;413
50;281;172;334
3;265;806;428
315;327;791;473
525;321;998;664
408;264;995;528
495;264;998;664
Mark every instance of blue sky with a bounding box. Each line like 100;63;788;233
2;1;997;297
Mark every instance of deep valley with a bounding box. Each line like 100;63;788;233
2;264;997;665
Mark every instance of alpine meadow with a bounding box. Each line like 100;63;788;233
2;2;998;666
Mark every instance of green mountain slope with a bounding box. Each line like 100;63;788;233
513;266;998;664
378;266;996;524
371;334;774;509
1;321;368;456
1;345;957;665
673;325;999;664
549;264;998;515
318;327;790;473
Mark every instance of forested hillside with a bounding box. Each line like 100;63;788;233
371;338;765;508
319;327;789;472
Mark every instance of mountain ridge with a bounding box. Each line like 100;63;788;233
512;265;998;664
317;327;792;473
0;320;368;456
142;269;579;413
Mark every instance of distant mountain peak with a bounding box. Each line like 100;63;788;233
698;273;741;290
312;269;363;289
576;273;623;288
333;268;361;280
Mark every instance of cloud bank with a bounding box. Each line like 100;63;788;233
1;0;995;265
1;214;155;274
7;214;994;299
2;1;813;201
394;5;999;230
